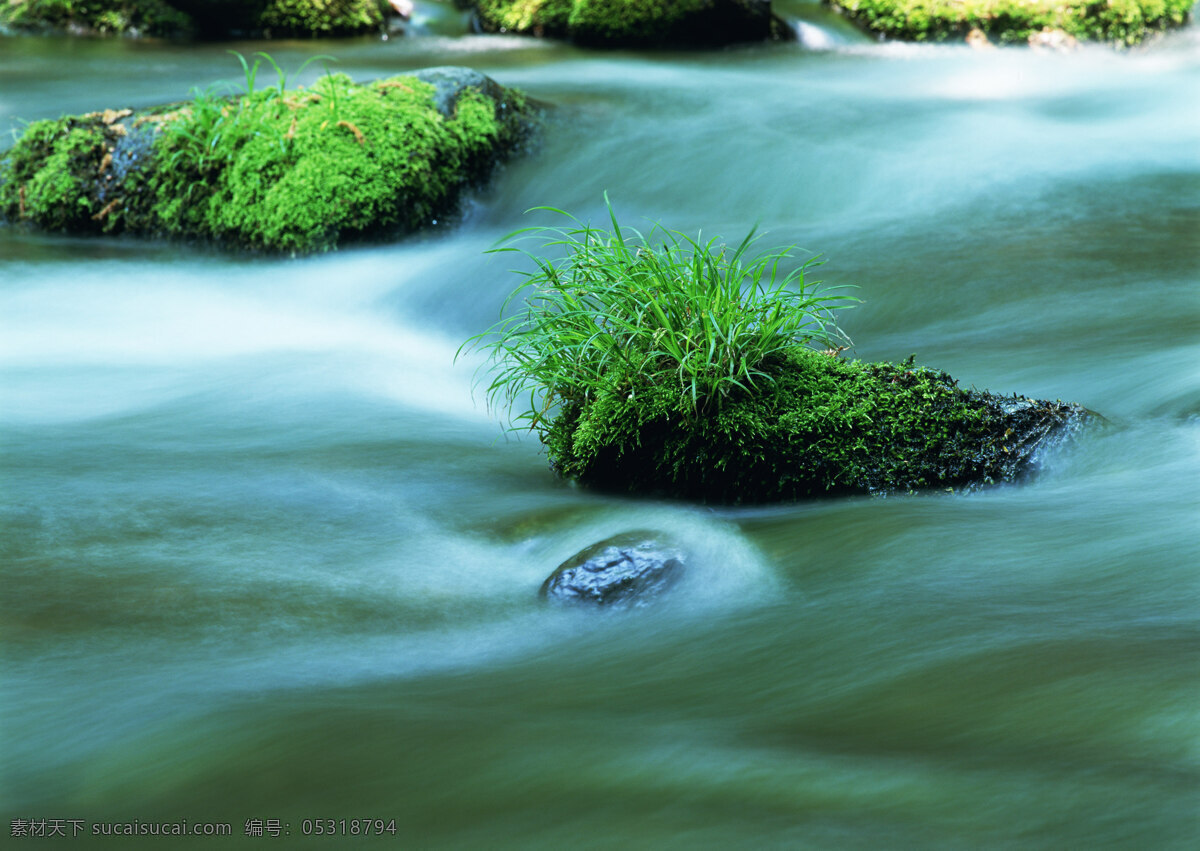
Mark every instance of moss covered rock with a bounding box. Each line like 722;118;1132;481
0;0;391;39
255;0;388;36
472;0;792;46
544;347;1088;503
0;0;190;36
828;0;1192;45
0;67;539;253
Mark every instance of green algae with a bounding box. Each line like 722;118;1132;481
544;346;1082;503
830;0;1192;45
0;72;536;252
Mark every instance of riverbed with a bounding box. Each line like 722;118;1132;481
2;7;1198;847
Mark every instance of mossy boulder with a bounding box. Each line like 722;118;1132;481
0;0;190;36
472;0;793;46
544;347;1089;504
0;0;392;39
0;67;539;253
828;0;1192;45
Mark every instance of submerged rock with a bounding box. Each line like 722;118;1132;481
1028;26;1079;51
541;533;686;608
544;348;1092;504
473;0;793;47
966;27;994;49
0;68;539;253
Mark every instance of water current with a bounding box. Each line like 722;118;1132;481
2;4;1198;846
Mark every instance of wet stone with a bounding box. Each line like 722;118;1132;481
540;532;685;609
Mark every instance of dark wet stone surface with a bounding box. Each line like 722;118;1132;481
540;532;685;609
413;66;504;117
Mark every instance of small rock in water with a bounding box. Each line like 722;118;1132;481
966;27;994;49
540;532;686;609
1028;27;1078;51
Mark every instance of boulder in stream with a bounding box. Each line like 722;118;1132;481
545;349;1093;504
0;0;397;39
0;67;540;253
827;0;1191;46
541;532;686;609
472;0;793;47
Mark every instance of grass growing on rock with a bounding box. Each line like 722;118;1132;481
468;202;1082;503
0;57;536;252
467;199;857;433
829;0;1192;45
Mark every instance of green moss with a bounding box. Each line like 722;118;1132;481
0;0;388;37
0;72;537;252
197;75;456;251
0;0;191;36
0;115;121;231
476;0;573;33
829;0;1192;45
544;346;1077;503
474;0;786;45
258;0;386;36
568;0;707;41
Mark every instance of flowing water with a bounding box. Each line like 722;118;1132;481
2;6;1199;847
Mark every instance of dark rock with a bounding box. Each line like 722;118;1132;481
543;348;1095;504
974;394;1090;485
540;532;685;609
413;66;509;118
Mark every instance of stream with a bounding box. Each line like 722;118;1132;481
2;5;1199;846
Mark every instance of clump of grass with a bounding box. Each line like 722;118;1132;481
466;197;857;435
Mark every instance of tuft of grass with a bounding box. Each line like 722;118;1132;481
250;51;336;99
465;197;857;436
228;50;263;98
160;85;236;177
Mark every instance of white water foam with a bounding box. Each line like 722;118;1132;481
0;247;494;424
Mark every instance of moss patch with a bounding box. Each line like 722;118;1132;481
544;346;1086;503
473;0;790;46
0;70;538;253
0;0;388;38
257;0;387;36
829;0;1193;45
0;0;191;36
